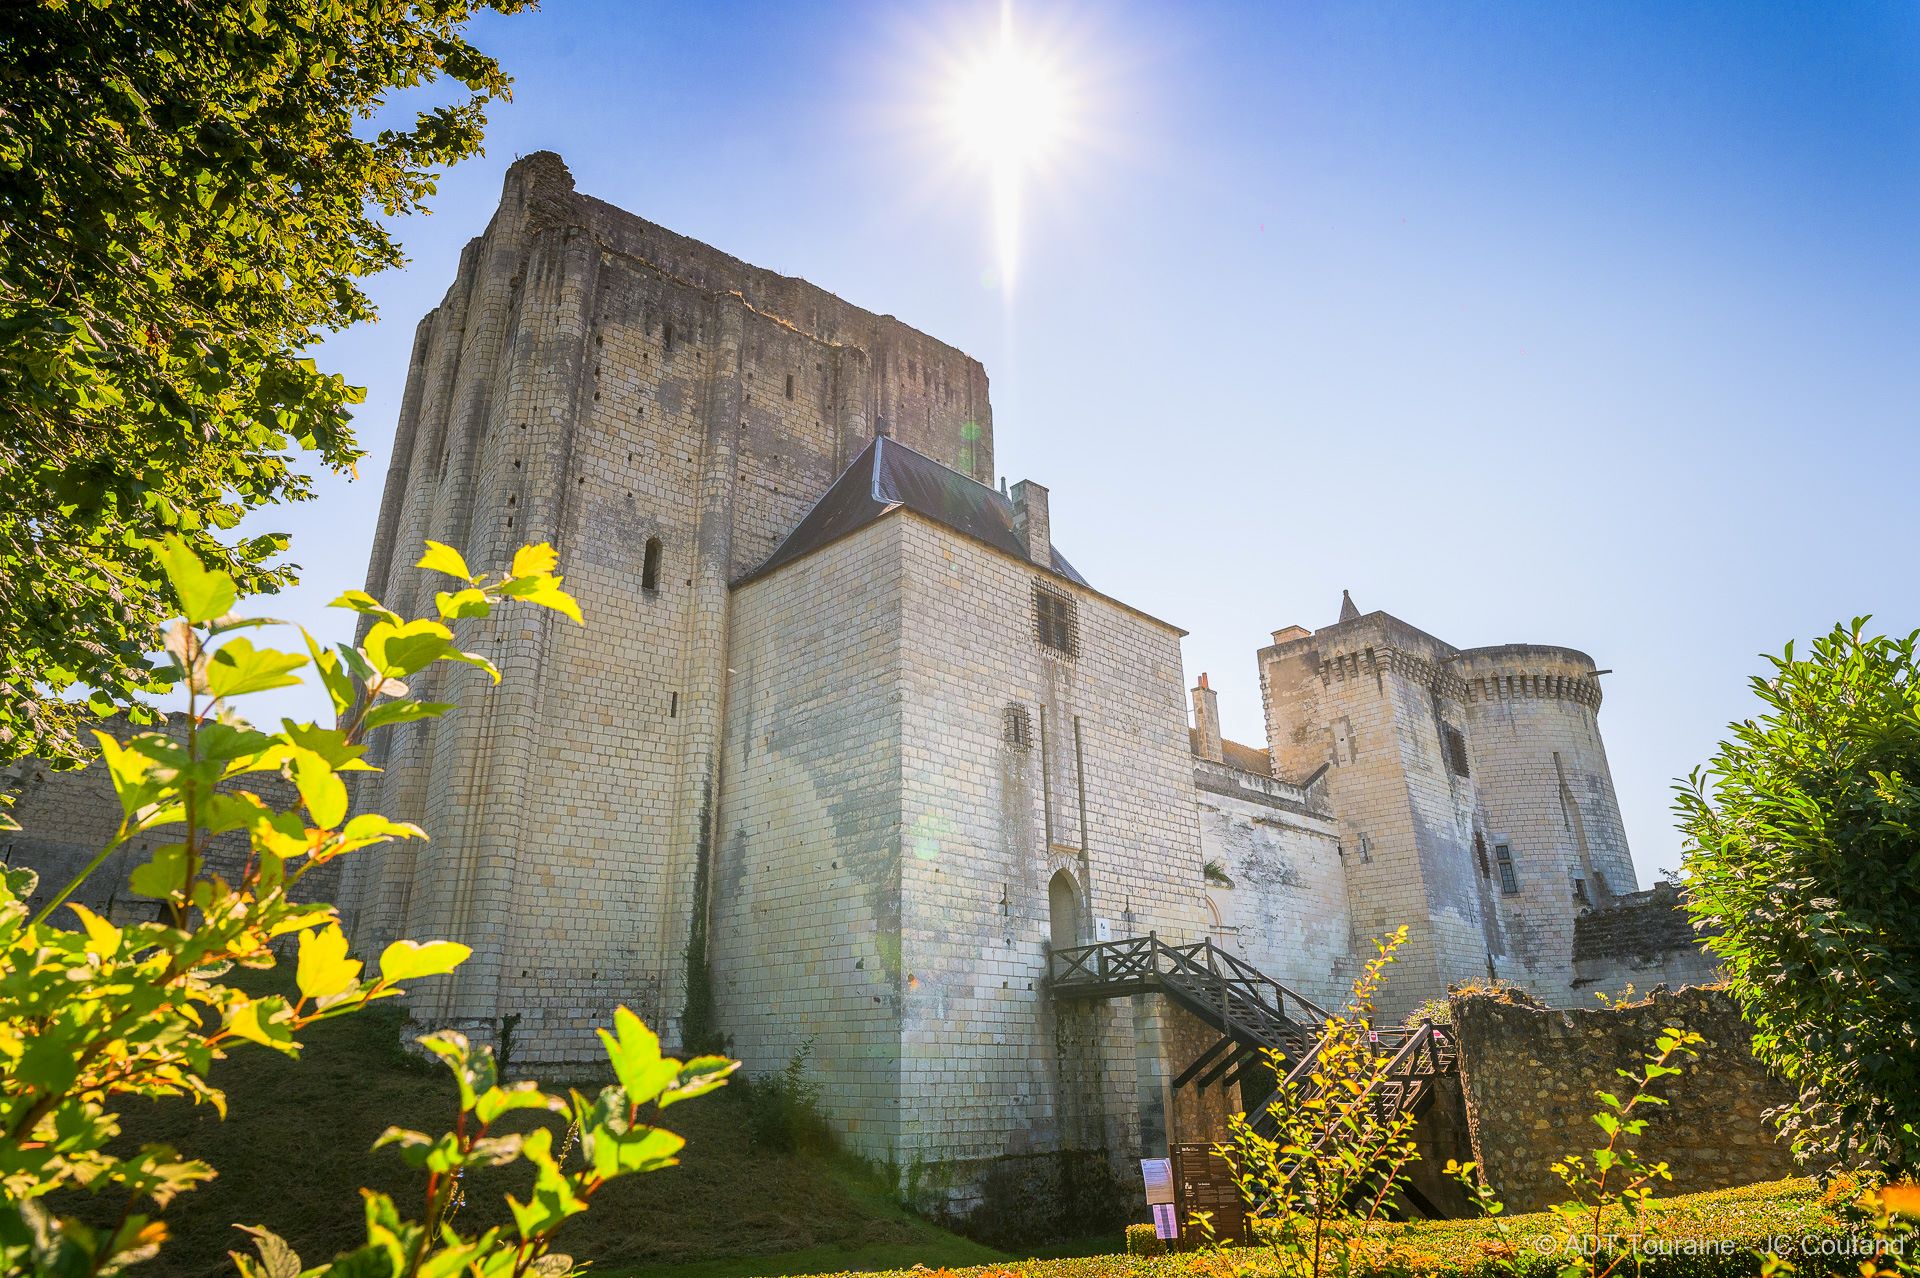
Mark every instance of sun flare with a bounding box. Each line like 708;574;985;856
942;3;1075;294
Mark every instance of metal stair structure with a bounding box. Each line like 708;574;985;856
1048;934;1461;1219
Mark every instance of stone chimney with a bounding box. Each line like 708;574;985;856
1270;625;1312;646
1010;480;1050;567
1192;673;1224;763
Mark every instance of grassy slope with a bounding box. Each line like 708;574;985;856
95;996;1826;1278
100;1001;1013;1278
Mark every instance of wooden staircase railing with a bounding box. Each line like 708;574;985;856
1050;935;1461;1219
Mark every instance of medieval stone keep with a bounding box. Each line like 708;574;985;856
325;152;1668;1212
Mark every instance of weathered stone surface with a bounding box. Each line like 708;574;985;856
1256;616;1644;1015
1571;882;1723;994
1450;985;1796;1212
2;154;1675;1225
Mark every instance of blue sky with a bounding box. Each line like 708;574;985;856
263;1;1920;886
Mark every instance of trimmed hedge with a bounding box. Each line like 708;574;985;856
1106;1177;1860;1275
843;1179;1861;1278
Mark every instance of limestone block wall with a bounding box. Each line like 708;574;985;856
1456;646;1637;1003
891;512;1206;1209
4;715;324;924
1571;884;1722;997
1193;762;1352;1011
713;518;906;1160
1451;986;1795;1212
340;151;995;1058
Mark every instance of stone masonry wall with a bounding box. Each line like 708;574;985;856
893;511;1206;1213
1194;761;1352;1011
1571;884;1722;997
1457;646;1637;1005
341;151;994;1059
1259;614;1502;1016
712;516;906;1161
1451;985;1796;1212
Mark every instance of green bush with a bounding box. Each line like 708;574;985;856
742;1037;833;1154
1676;620;1920;1173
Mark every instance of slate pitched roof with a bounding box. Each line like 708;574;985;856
737;436;1089;588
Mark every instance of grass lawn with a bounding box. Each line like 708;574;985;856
87;994;1110;1278
82;990;1840;1278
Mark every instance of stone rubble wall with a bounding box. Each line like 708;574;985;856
1450;985;1795;1212
1571;883;1723;997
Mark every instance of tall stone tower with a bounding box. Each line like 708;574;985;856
1259;609;1503;1013
1454;645;1635;991
340;153;994;1063
1256;600;1637;1010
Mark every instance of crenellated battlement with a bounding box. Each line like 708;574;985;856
1452;644;1604;710
1312;643;1473;702
1460;669;1601;709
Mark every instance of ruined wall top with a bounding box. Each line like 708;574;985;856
474;152;995;479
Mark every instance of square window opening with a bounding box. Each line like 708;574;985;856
1033;584;1078;658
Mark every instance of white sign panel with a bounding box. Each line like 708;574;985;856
1141;1157;1177;1239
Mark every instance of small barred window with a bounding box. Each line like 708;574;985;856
1003;703;1032;749
1441;723;1470;778
1494;843;1519;895
1033;584;1078;658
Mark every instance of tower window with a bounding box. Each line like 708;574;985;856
1573;874;1589;905
1494;844;1519;895
785;373;795;400
1003;703;1032;748
1032;584;1078;657
1441;723;1471;777
664;322;674;352
1474;832;1490;878
642;537;662;592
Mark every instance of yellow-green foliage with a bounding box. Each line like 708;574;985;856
1211;926;1421;1274
0;538;735;1277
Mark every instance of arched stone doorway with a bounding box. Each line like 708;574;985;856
1049;869;1083;953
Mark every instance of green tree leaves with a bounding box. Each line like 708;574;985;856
0;2;529;766
349;1019;732;1274
379;939;473;983
154;536;239;625
1676;619;1920;1175
0;541;598;1276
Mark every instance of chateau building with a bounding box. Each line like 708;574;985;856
6;152;1646;1219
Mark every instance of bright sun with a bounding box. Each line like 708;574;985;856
943;3;1073;294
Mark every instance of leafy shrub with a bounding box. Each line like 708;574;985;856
1212;926;1421;1275
0;537;735;1275
1675;620;1920;1173
743;1036;832;1154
